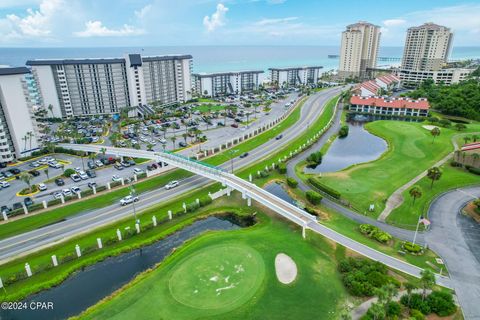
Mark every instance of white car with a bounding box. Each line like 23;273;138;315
165;180;179;190
120;195;139;206
29;161;40;168
38;183;47;191
78;171;88;180
62;189;72;197
95;160;104;167
53;192;62;199
112;175;122;182
74;167;82;174
71;186;81;194
133;168;144;175
71;174;81;182
0;181;10;188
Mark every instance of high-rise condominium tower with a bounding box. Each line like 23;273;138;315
338;21;381;80
401;22;453;72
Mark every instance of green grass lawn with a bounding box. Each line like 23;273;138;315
317;121;480;218
192;104;229;113
77;209;347;320
387;164;480;226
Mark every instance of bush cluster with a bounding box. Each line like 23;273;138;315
286;177;298;188
306;151;323;166
338;125;349;138
400;291;456;317
338;258;396;297
402;241;423;254
63;168;75;177
306;190;322;205
359;224;392;243
277;163;287;174
308;177;341;199
465;165;480;175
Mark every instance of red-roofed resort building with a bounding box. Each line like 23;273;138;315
454;142;480;169
349;95;430;117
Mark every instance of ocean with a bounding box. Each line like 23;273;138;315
1;45;479;75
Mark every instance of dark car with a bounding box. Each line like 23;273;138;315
28;170;40;177
217;121;225;126
12;202;23;210
231;123;238;128
86;169;96;178
127;159;136;166
239;152;249;158
8;168;21;175
1;205;10;214
87;161;96;169
235;118;242;123
87;182;97;189
24;197;34;207
275;134;283;140
178;141;187;148
55;178;65;186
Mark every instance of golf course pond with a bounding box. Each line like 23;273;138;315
0;217;241;320
305;122;387;173
264;182;296;205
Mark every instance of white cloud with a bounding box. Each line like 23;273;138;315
267;0;286;4
255;16;298;26
135;4;152;20
74;20;144;37
382;19;406;27
2;0;63;38
203;3;228;32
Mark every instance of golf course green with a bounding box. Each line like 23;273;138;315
316;120;480;221
78;210;346;320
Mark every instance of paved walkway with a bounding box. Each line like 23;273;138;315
378;134;461;222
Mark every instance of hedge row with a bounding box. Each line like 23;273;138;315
286;177;298;188
306;190;322;205
308;177;341;199
402;241;423;254
359;224;392;243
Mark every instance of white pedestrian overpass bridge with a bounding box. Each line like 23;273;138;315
58;143;452;288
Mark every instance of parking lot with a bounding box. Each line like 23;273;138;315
0;153;155;213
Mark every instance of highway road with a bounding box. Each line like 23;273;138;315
0;86;345;263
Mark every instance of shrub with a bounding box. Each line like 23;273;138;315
427;291;456;316
258;170;269;178
47;199;62;206
110;181;122;188
186;201;200;212
277;163;287;174
403;241;423;254
410;309;425;320
306;151;323;165
96;185;107;192
339;125;349;138
308;177;341;199
199;196;213;207
401;293;430;315
28;203;44;212
338;258;390;297
359;224;392;244
81;189;94;197
286;177;298;188
63;168;75;177
386;301;401;317
304;206;318;216
306;190;322;205
466;166;480;175
450;160;462;167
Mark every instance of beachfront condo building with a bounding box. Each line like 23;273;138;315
0;67;40;163
193;70;264;97
397;23;473;86
269;66;322;87
27;54;193;117
338;21;381;80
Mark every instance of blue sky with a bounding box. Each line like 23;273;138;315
0;0;479;47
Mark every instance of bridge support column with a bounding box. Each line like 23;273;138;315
152;215;157;226
135;223;140;234
168;210;172;220
247;196;251;207
2;212;8;221
242;192;246;199
42;200;47;209
97;238;103;249
226;188;231;196
61;195;65;204
107;182;111;190
183;203;187;213
51;255;58;267
75;244;81;258
77;193;81;200
302;225;306;239
25;263;32;277
249;174;252;182
92;186;96;195
117;229;122;241
121;178;125;186
23;204;28;215
134;174;137;182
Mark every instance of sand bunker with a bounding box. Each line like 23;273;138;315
422;125;439;131
275;253;297;284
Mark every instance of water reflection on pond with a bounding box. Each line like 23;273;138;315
305;122;387;173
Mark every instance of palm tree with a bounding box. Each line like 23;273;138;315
431;127;440;143
463;136;471;145
404;282;417;305
427;167;442;189
22;135;28;151
171;136;177;149
45;141;55;154
419;269;435;300
19;172;34;193
182;133;188;144
409;186;422;205
472;134;479;142
146;143;154;151
48;104;54;117
27;131;34;151
100;147;107;159
43;168;49;180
